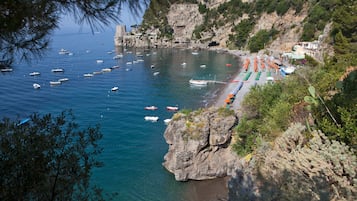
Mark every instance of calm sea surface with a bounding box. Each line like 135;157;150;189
0;30;239;200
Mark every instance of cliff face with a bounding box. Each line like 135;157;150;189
163;107;241;181
228;124;357;201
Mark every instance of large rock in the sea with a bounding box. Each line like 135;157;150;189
163;107;241;181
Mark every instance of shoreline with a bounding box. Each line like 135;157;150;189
209;49;282;114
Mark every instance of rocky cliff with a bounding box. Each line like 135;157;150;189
228;124;357;201
163;107;242;181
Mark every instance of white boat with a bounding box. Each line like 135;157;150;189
96;59;104;63
111;65;120;69
51;68;64;73
145;106;158;110
181;62;187;66
111;87;119;91
29;72;40;76
126;61;133;65
58;78;69;82
93;71;102;75
191;51;199;55
83;73;94;77
33;83;41;89
50;81;61;85
150;64;155;68
200;64;206;68
189;79;208;86
153;72;160;76
144;116;159;122
281;66;296;74
101;68;112;72
1;68;13;72
113;54;123;59
58;48;69;55
164;119;171;125
166;106;179;111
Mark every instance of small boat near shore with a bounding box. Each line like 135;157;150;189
101;68;112;72
189;79;208;86
29;72;40;76
144;116;159;122
166;106;179;111
145;106;158;110
164;119;171;125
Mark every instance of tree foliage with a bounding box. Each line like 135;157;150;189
0;0;147;68
0;111;106;200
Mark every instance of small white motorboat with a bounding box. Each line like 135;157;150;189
153;72;160;76
181;62;187;66
96;59;104;63
50;81;61;85
145;106;158;110
101;68;112;72
51;68;64;73
83;73;94;77
58;48;70;55
166;106;179;111
189;79;208;86
191;51;199;55
126;61;133;65
144;116;159;122
1;68;13;72
58;78;69;82
200;64;206;68
93;71;102;75
111;65;120;69
29;72;40;76
113;54;123;59
33;83;41;89
164;119;171;125
111;87;119;91
150;64;155;68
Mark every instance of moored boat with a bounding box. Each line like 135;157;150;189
101;68;112;72
164;119;171;125
83;73;94;77
145;106;158;110
33;83;41;89
1;68;13;72
144;116;159;122
58;78;69;82
166;106;179;111
29;72;40;76
189;79;208;86
50;81;61;85
111;87;119;91
96;59;104;63
51;68;64;73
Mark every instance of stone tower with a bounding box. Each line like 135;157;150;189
114;25;126;46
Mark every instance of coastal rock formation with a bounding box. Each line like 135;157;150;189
163;107;241;181
228;124;357;201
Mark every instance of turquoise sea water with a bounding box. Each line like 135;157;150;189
0;30;240;200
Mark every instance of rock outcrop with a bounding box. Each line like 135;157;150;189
163;107;241;181
228;124;357;201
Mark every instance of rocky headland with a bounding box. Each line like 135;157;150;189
163;107;242;181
